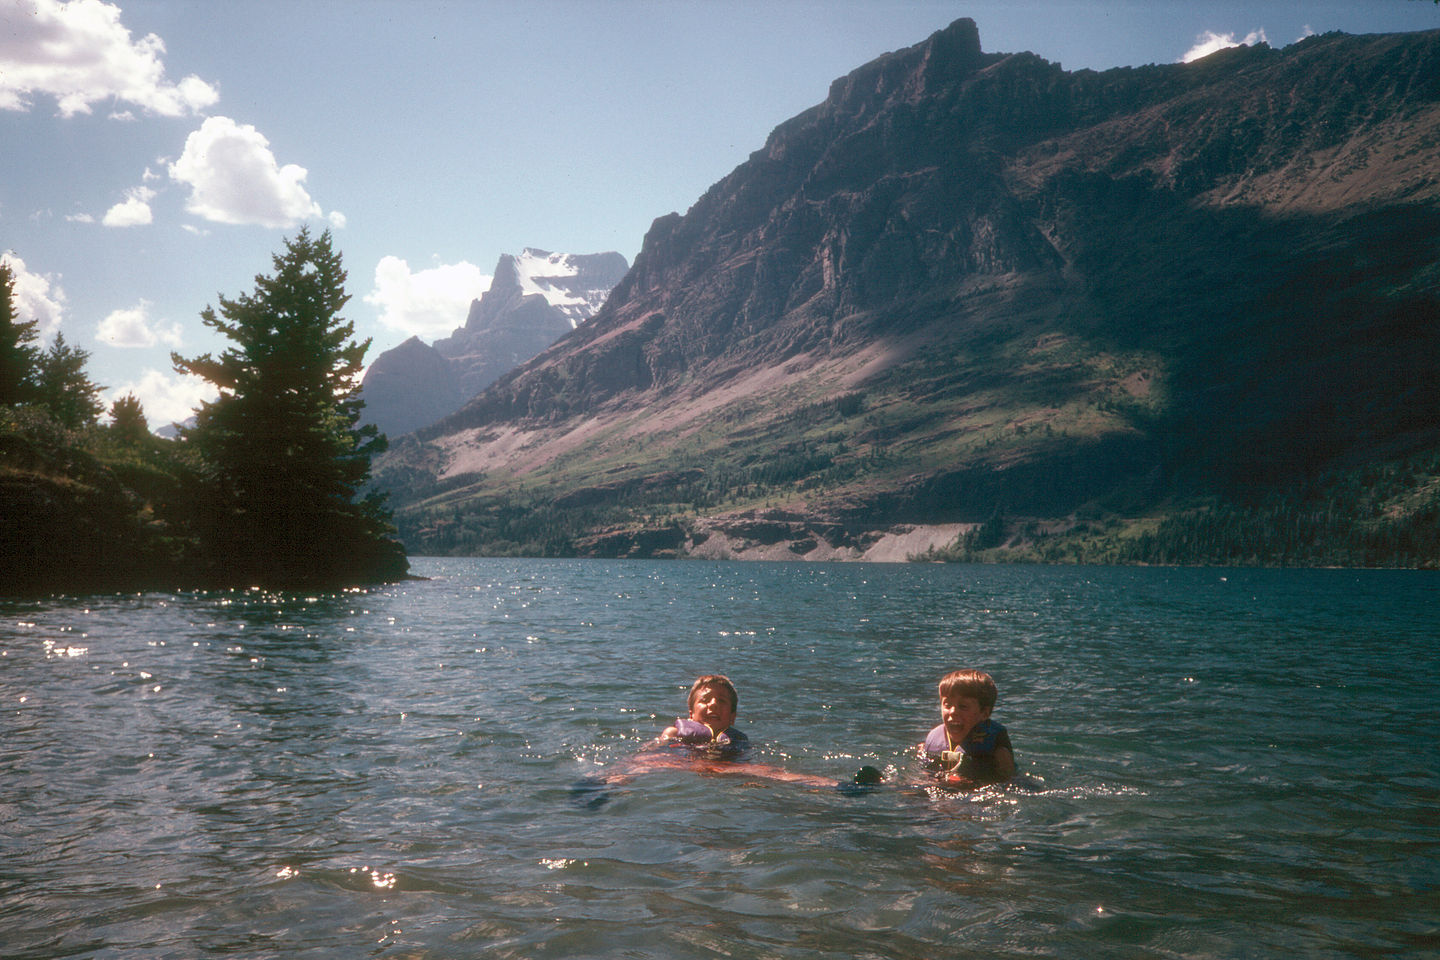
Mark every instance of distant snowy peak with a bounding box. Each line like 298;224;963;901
455;247;629;343
509;248;629;328
360;247;628;439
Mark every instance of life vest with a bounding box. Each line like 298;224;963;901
924;719;1005;760
924;719;1009;785
671;717;748;754
673;718;716;743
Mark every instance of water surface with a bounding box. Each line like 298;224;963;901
3;559;1436;958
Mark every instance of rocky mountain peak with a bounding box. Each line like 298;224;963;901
380;22;1440;564
487;252;523;293
461;248;630;335
821;16;984;120
360;248;627;439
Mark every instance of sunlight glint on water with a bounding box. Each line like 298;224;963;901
2;559;1436;959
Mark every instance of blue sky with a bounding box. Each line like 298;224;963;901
3;0;1438;428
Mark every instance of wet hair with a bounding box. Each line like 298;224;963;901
688;674;738;712
938;669;998;712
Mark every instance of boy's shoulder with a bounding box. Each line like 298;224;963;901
967;718;1008;752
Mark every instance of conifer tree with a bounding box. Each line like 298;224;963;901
109;392;149;443
36;331;105;428
173;228;407;587
0;261;41;406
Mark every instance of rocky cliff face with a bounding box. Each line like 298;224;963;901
378;20;1440;561
359;249;628;438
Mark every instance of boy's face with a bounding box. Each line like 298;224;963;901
940;693;990;739
690;684;737;732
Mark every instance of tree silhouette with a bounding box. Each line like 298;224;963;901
173;229;407;587
0;261;41;407
36;332;105;428
109;392;149;443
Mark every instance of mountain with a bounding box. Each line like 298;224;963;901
356;336;463;440
374;20;1440;565
359;249;628;438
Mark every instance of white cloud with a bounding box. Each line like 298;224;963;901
66;211;96;223
364;255;492;339
105;368;216;430
0;250;66;339
0;0;218;117
168;116;341;228
1181;29;1269;64
102;185;156;227
96;299;182;348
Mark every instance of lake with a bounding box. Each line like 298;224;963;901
3;558;1436;958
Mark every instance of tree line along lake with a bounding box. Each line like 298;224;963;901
3;558;1435;958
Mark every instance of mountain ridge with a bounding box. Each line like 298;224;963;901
359;248;627;438
375;20;1440;564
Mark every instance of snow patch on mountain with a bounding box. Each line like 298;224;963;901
514;248;618;328
359;247;628;439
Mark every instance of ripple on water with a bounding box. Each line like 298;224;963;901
1;561;1437;959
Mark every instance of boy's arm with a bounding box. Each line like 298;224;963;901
697;759;837;787
948;746;1014;786
993;745;1015;780
601;752;835;788
599;746;692;783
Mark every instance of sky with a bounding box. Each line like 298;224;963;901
3;0;1438;429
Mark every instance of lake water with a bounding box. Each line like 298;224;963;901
3;558;1437;959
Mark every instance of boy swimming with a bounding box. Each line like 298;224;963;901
587;674;833;789
919;668;1015;786
658;674;748;756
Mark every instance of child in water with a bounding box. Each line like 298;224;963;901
919;668;1015;786
589;674;832;788
658;674;748;756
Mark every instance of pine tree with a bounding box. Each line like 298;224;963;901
109;392;149;443
172;229;407;587
36;331;105;428
0;261;41;406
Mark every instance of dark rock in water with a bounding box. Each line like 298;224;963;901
569;777;612;810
